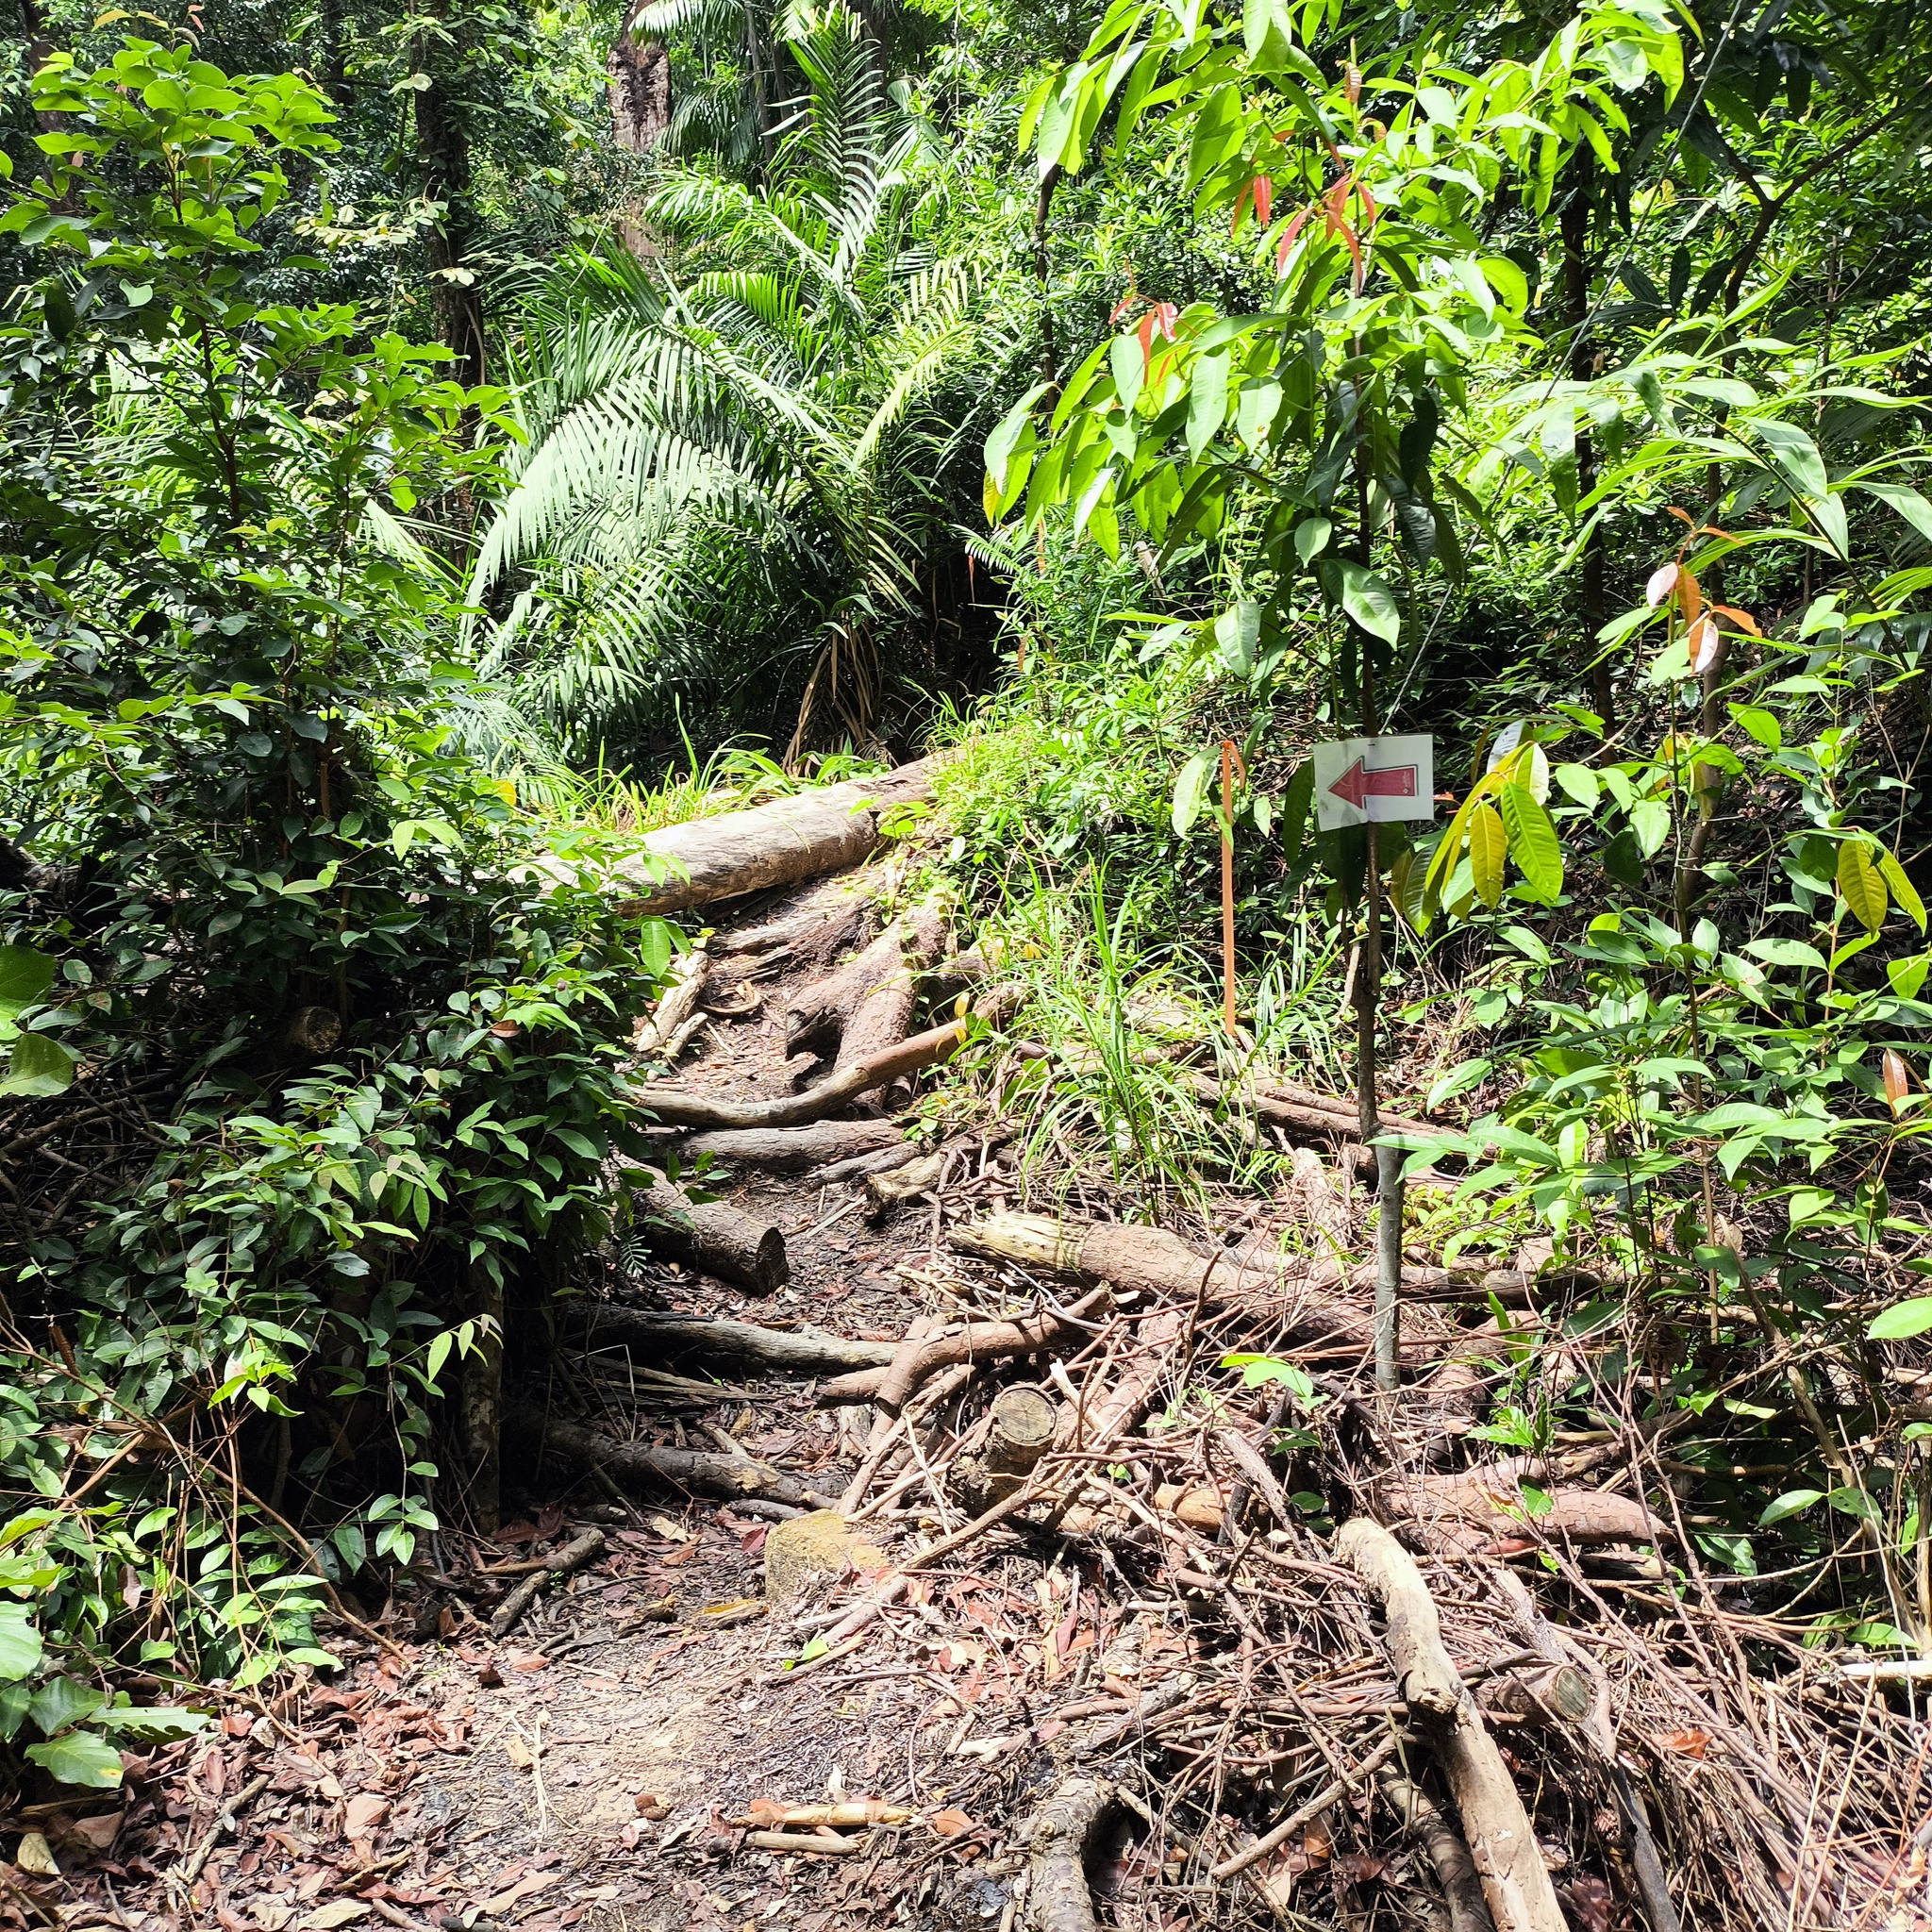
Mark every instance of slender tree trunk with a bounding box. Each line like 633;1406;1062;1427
413;13;487;390
1033;163;1064;392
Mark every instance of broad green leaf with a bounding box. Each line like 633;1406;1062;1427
1872;1297;1932;1340
1469;802;1507;908
1108;334;1142;414
1758;1490;1824;1525
0;1032;76;1099
1497;784;1563;898
1752;419;1828;499
1388;843;1430;934
985;385;1046;494
0;1609;41;1681
1172;751;1214;838
25;1728;123;1789
1876;849;1926;932
1746;938;1828;972
1185;83;1241;191
1553;762;1599;807
1213;600;1259;675
0;946;53;1024
1858;480;1932;544
1627;797;1671;859
1728;706;1780;749
29;1676;104;1737
1187;351;1228;457
1889;955;1932;1000
1292;516;1331;565
1838;840;1888;933
1276;760;1314;857
1333;559;1401;646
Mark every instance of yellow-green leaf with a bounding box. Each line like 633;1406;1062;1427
1838;839;1888;933
1470;803;1507;908
1497;783;1563;898
1877;848;1926;933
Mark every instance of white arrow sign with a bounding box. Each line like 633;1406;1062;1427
1312;735;1437;831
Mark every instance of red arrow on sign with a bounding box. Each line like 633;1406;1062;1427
1325;757;1420;809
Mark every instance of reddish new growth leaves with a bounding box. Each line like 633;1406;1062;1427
1231;174;1273;234
1135;302;1179;369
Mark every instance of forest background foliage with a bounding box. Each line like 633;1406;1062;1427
3;0;1932;1801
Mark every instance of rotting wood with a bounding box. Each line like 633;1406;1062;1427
623;1167;789;1294
1018;1777;1113;1932
632;943;708;1058
533;1412;840;1510
864;1151;945;1219
1337;1517;1567;1932
604;758;939;915
817;1288;1113;1413
1388;1466;1659;1554
945;1213;1453;1361
787;921;907;1060
634;989;1020;1131
489;1526;607;1639
583;1305;895;1374
838;904;948;1074
669;1119;903;1174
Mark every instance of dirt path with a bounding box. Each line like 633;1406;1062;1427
57;868;1061;1932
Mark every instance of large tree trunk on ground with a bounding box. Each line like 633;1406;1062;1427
606;758;938;915
625;1169;789;1293
584;1306;896;1374
668;1119;904;1174
945;1213;1456;1361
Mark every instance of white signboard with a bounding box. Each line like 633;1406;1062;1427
1311;735;1437;831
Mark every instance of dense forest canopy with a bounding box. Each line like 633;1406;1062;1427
4;0;1932;1907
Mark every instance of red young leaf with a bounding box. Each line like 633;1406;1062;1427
1712;602;1762;637
1663;1727;1711;1757
1253;174;1272;227
1275;205;1313;271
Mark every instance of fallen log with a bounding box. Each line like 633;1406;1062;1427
605;758;939;916
583;1306;895;1374
489;1526;606;1639
534;1412;839;1510
624;1169;789;1295
786;908;947;1064
634;989;1020;1131
945;1213;1453;1361
1388;1466;1658;1554
670;1119;904;1175
816;1287;1113;1413
1018;1778;1113;1932
838;905;948;1074
1338;1518;1566;1932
